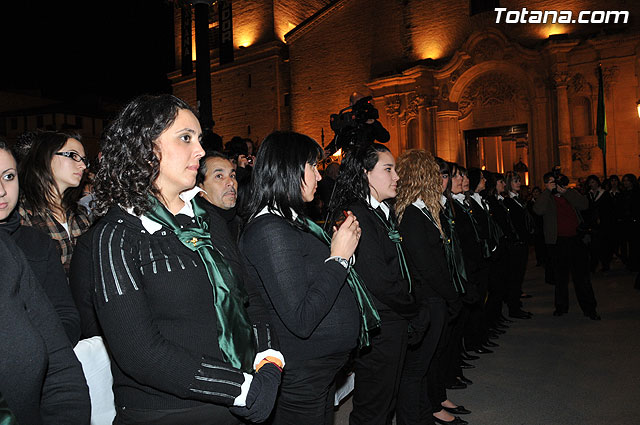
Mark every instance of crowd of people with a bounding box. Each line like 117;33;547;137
1;93;639;425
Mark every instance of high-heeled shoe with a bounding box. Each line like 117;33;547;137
442;405;472;415
459;360;475;369
485;340;499;348
457;375;473;385
433;415;469;425
460;351;480;361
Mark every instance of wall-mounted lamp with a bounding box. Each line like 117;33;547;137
636;99;640;118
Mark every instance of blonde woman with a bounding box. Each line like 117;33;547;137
395;150;468;425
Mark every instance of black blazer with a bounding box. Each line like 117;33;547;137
399;204;458;304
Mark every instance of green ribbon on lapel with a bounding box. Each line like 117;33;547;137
300;217;380;348
371;207;413;293
145;195;255;372
441;203;467;294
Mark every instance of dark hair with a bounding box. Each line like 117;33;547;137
328;143;390;218
622;173;639;190
586;174;601;188
245;131;322;224
543;172;555;184
196;151;232;186
19;129;84;216
609;174;620;183
0;137;9;153
224;136;249;161
485;172;503;198
12;131;38;164
94;94;196;216
467;167;483;193
504;171;521;197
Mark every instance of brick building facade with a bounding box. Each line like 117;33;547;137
171;0;640;183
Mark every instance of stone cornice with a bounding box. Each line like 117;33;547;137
284;0;351;44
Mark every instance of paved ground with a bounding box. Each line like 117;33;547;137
333;253;640;425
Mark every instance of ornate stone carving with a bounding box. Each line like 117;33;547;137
553;71;570;88
572;149;592;171
570;73;585;94
471;39;503;63
385;96;401;120
400;93;425;126
458;72;529;118
602;66;619;89
440;84;450;100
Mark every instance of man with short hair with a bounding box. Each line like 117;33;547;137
533;172;600;320
197;152;243;240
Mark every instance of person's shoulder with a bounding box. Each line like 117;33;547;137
242;213;296;240
12;225;54;262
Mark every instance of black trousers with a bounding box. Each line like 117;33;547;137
507;242;528;313
547;236;598;314
427;309;457;410
396;298;446;425
486;245;509;328
114;404;239;425
350;318;408;425
464;264;489;350
271;351;351;425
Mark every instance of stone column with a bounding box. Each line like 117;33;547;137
554;71;572;178
436;110;462;163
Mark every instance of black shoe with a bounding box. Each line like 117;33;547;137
509;311;531;319
494;322;509;330
457;375;473;385
586;312;601;320
553;310;564;316
491;328;506;334
446;381;467;390
434;415;469;425
442;406;471;414
487;332;500;340
472;347;493;354
442;405;472;415
459;360;475;369
520;293;533;298
485;340;499;348
461;351;480;361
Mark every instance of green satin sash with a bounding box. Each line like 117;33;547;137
300;217;380;348
441;203;467;294
371;207;413;293
145;195;255;372
0;392;17;425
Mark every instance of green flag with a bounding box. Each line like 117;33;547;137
596;65;607;155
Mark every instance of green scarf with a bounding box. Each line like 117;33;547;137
370;206;413;293
145;195;255;372
300;217;380;348
441;203;467;294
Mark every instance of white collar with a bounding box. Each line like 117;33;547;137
127;186;203;234
440;195;447;207
590;188;605;201
255;205;299;221
413;198;426;209
470;192;486;209
452;193;466;203
497;194;504;201
509;191;519;198
368;195;389;219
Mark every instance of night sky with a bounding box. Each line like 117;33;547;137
0;0;174;105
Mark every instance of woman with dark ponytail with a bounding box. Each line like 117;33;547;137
329;143;426;425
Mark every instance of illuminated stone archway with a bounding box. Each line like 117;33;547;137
433;28;552;184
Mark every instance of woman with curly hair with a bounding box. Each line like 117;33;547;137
17;130;91;274
239;131;372;425
70;94;282;424
329;143;425;425
395;150;467;425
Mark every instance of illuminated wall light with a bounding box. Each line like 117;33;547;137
541;24;567;38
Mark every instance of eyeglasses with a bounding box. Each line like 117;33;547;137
55;151;88;166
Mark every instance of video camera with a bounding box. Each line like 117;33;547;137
329;96;380;152
550;167;569;193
